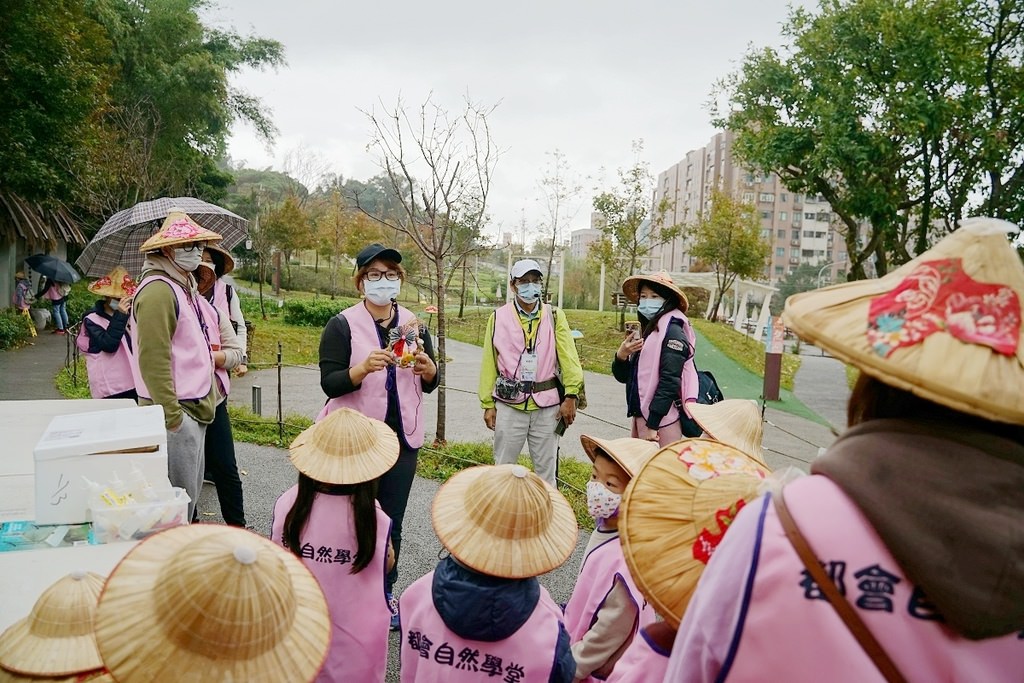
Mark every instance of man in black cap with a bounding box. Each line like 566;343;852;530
316;243;439;630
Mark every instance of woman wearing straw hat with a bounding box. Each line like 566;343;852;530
613;272;700;446
608;439;769;682
666;218;1024;682
271;408;397;682
685;398;769;467
198;243;248;376
399;464;578;682
94;525;331;683
75;266;138;400
317;243;439;629
563;436;658;682
11;271;36;339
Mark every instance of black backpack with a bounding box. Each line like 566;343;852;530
696;369;725;405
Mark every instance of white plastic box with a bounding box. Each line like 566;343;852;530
33;405;168;525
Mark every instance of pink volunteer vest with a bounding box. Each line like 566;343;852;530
723;476;1024;682
636;310;696;428
129;274;214;402
492;303;560;407
563;534;655;681
271;485;392;683
399;569;564;682
75;312;135;398
211;278;231;319
317;304;426;448
605;626;671;683
197;295;230;398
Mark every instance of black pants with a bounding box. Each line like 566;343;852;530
377;443;418;593
203;400;246;527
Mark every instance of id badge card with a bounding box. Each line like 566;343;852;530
519;351;539;381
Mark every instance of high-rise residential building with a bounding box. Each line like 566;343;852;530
569;227;601;260
651;130;858;285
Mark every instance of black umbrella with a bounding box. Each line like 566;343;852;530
25;254;81;283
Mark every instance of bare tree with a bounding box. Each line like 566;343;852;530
537;149;582;299
358;94;499;444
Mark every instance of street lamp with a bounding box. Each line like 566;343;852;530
816;261;835;289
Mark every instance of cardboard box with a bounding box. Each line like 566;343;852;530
34;405;168;525
0;399;137;523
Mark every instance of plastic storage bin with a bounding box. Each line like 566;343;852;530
89;488;191;543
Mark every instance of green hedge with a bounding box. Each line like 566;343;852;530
0;309;33;349
282;298;350;327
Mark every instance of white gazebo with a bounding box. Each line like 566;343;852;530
665;272;778;341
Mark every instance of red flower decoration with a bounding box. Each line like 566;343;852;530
692;499;747;564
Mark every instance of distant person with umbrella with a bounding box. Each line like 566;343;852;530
75;267;138;400
11;271;36;338
27;254;79;335
128;209;225;521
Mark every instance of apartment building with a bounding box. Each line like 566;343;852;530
652;130;855;285
569;227;602;260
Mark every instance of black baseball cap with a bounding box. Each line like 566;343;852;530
355;243;403;269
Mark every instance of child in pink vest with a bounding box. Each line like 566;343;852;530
400;464;579;682
562;436;659;681
271;408;398;682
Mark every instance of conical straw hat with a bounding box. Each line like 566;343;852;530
0;668;113;682
432;464;578;579
95;525;330;683
784;217;1024;425
87;267;136;299
620;439;770;627
290;408;399;484
621;271;689;312
138;210;222;253
685;400;767;466
0;571;105;676
580;435;659;478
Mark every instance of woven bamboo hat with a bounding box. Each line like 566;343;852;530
580;435;659;478
138;210;222;253
784;217;1024;425
204;243;235;277
290;408;399;485
94;525;330;683
0;571;105;676
432;464;578;579
0;668;113;682
620;439;770;627
685;400;767;467
87;267;136;299
621;271;689;313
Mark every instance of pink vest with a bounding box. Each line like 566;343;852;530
75;312;135;398
399;570;564;682
317;304;426;448
605;626;671;683
271;485;392;683
211;278;231;318
492;303;561;407
636;310;695;428
724;476;1024;682
563;533;655;681
129;274;213;402
197;295;230;398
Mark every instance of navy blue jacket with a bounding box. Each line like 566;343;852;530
81;300;131;354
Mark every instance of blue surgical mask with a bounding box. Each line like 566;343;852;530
637;298;664;319
364;278;401;306
517;283;541;303
109;299;120;310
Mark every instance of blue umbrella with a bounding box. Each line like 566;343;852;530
25;254;81;283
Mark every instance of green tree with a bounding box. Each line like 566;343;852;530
688;190;771;322
265;196;312;285
590;141;681;326
770;262;845;314
714;0;1024;279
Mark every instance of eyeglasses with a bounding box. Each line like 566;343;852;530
180;242;207;253
365;270;401;282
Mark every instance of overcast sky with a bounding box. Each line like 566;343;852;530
204;0;812;243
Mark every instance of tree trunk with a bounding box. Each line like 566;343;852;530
258;254;267;320
434;257;447;445
458;258;467;318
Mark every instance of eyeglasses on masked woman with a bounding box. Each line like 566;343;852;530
365;269;401;282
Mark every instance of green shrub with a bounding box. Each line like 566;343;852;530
0;309;33;349
282;298;349;327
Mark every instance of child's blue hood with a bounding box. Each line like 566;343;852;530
431;556;540;642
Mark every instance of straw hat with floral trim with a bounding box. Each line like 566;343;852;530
138;210;222;253
94;525;330;683
87;267;136;299
580;435;659;478
784;217;1024;425
0;571;105;676
620;439;770;627
204;242;235;278
685;400;767;467
432;464;578;579
289;408;399;485
0;668;113;683
621;271;689;313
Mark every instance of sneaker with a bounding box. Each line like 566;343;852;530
387;592;400;631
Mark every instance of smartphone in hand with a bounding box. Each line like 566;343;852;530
554;416;568;436
625;321;640;341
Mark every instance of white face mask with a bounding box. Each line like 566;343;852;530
364;279;401;306
586;480;622;520
516;282;542;303
109;299;120;310
172;247;203;272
